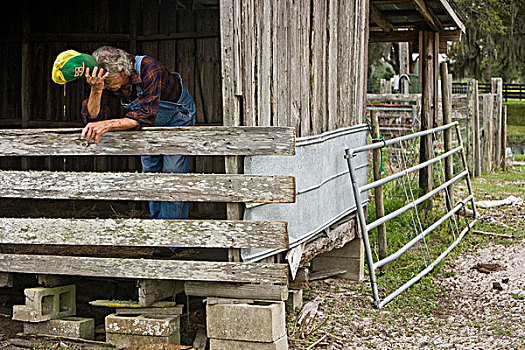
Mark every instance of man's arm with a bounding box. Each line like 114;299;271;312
81;118;139;145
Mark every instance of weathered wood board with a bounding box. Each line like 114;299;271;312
0;171;295;203
184;281;289;301
0;218;289;249
0;127;295;156
0;254;288;284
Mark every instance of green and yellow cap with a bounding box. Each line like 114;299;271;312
51;50;98;84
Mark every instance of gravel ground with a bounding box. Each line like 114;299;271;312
291;241;525;350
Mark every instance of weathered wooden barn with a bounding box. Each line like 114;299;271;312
0;0;465;348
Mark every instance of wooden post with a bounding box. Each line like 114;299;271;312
501;105;507;171
491;78;503;169
380;79;391;94
21;5;31;170
370;111;387;272
466;79;475;174
399;42;409;94
419;31;435;211
482;94;493;173
440;62;454;209
473;80;481;177
220;0;242;262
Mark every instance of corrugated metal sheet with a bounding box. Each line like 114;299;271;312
242;124;369;262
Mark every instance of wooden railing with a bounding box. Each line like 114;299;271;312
0;126;296;301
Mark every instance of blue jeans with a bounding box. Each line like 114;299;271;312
141;97;195;219
122;57;196;219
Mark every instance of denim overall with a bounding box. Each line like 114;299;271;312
121;56;196;219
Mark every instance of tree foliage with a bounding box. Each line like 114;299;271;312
448;0;525;82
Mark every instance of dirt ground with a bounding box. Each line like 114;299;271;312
289;241;524;349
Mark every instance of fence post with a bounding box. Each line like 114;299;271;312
491;78;503;169
440;62;454;209
473;81;481;177
380;79;391;94
466;79;475;175
482;94;493;173
370;111;388;272
502;105;507;171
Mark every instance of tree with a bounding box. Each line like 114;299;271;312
448;0;525;82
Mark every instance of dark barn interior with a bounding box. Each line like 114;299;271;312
0;0;226;221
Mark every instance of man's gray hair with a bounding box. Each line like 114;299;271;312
92;46;134;76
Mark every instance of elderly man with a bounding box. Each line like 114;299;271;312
81;46;196;221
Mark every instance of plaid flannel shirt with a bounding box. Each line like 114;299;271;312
81;55;181;128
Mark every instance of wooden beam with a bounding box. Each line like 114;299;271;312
0;254;288;284
137;280;184;306
369;29;459;43
0;126;295;156
0;171;296;203
437;0;466;32
0;218;289;249
408;0;443;32
369;4;394;32
184;282;289;301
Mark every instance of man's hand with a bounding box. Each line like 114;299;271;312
81;120;114;145
85;67;108;92
81;118;139;145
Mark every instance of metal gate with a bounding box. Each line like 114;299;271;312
345;122;478;308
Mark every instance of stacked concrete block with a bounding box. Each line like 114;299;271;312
206;299;288;350
13;285;76;322
105;313;180;348
23;317;95;339
311;237;364;280
286;289;303;312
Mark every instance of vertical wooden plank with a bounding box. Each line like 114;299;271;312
299;0;311;136
158;0;177;71
337;0;350;130
440;62;454;209
491;77;502;169
220;0;242;262
241;0;256;126
501;105;507;171
371;111;387;271
472;80;481;176
257;0;272;126
310;0;327;135
129;0;139;53
466;79;475;173
141;0;159;58
272;0;289;128
419;31;434;210
21;6;30;129
327;0;339;132
482;94;493;173
287;1;301;134
358;0;369;125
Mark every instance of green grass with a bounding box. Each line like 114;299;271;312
505;100;525;126
507;125;525;144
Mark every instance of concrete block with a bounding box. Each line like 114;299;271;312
13;285;76;322
321;237;363;258
106;332;179;348
286;289;303;312
312;238;364;281
105;313;179;338
23;317;94;340
210;335;288;350
207;300;285;342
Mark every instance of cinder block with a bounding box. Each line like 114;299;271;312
23;317;94;340
206;300;285;342
105;313;180;338
210;335;288;350
106;332;179;348
13;285;76;322
286;289;303;311
312;238;364;281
